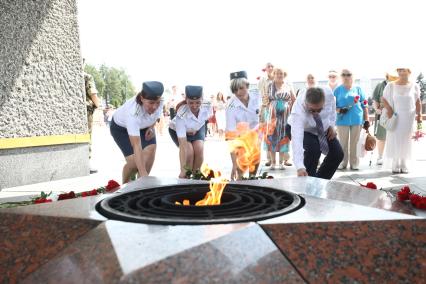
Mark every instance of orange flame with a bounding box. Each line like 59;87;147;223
195;164;228;206
175;164;229;206
228;123;261;173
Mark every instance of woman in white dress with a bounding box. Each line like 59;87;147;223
215;92;227;138
382;68;422;173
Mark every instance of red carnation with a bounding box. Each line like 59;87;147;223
106;180;120;192
256;76;261;81
410;194;422;207
81;192;88;197
58;191;76;201
414;197;426;209
397;186;411;201
34;198;52;204
363;99;368;105
360;182;377;190
89;189;98;196
354;95;360;103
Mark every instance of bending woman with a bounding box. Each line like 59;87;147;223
169;85;212;178
110;81;164;183
225;71;261;180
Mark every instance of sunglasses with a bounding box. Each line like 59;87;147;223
341;73;352;77
307;107;323;114
328;75;337;79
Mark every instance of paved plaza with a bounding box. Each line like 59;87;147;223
1;111;426;208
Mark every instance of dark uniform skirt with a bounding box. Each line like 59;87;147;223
110;118;156;157
168;125;206;147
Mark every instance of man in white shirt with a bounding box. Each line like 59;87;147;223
288;87;343;179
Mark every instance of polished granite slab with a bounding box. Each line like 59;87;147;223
1;176;423;283
22;223;305;284
0;213;101;283
262;220;426;283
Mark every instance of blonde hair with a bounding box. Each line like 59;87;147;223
272;67;287;78
230;78;250;94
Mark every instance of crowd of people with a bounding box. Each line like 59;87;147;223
96;62;423;183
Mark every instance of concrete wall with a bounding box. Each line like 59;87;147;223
0;0;89;188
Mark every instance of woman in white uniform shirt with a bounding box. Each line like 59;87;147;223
226;71;261;180
110;81;164;183
169;85;212;178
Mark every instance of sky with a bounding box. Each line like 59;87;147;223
77;0;426;94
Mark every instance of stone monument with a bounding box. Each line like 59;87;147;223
0;0;89;188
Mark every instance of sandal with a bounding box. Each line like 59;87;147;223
284;161;292;166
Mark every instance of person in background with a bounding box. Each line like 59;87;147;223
168;85;179;120
334;69;370;170
265;67;296;170
258;62;275;166
297;73;317;98
382;67;422;173
215;92;227;139
110;81;164;183
226;71;261;180
327;70;339;92
169;86;212;178
83;59;101;174
288;87;343;179
372;72;398;165
207;94;218;136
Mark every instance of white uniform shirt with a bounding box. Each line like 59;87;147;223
112;95;164;136
225;90;261;132
169;102;213;138
288;87;336;170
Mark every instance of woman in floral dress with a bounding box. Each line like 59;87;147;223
265;67;296;170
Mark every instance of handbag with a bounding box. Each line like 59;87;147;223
379;83;397;131
364;130;376;151
380;109;397;130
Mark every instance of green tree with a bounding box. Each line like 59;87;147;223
416;73;425;102
84;64;105;97
85;63;136;108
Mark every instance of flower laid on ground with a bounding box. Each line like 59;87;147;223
0;180;121;209
359;181;378;190
396;186;426;209
185;168;273;180
359;181;426;210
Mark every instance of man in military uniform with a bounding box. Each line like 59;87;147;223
84;62;100;173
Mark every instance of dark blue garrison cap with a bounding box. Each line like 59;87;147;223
185;85;203;100
142;81;164;99
230;71;248;80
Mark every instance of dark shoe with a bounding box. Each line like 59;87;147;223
265;161;271;167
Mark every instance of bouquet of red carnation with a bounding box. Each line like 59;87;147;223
338;95;367;116
396;186;426;209
412;122;424;141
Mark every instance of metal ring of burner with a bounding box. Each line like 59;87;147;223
96;183;304;225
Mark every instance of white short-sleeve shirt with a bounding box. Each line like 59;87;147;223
112;96;164;136
169;102;213;138
225;90;261;132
